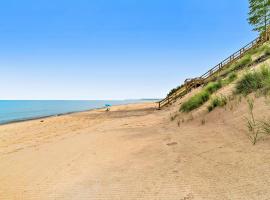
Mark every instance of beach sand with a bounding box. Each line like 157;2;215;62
1;101;270;199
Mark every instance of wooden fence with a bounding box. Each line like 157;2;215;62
158;34;269;109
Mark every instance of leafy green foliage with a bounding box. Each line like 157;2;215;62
248;0;270;33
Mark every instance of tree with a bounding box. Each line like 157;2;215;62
248;0;270;34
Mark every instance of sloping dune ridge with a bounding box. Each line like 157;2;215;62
1;61;270;199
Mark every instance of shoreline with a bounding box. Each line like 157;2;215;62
2;98;270;199
0;101;157;126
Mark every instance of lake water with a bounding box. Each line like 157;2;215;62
0;100;155;125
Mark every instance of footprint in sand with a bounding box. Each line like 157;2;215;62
166;142;178;146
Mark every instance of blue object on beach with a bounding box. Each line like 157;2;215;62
105;104;111;107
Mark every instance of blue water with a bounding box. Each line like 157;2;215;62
0;100;155;125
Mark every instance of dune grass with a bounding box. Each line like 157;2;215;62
230;54;252;71
180;90;210;112
245;98;270;145
207;95;227;112
222;72;238;86
218;55;252;79
235;65;270;95
204;81;222;93
249;43;270;56
180;72;239;113
180;81;222;112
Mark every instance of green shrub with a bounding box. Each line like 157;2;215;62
180;81;223;112
180;90;210;112
207;95;227;112
235;65;270;95
235;72;263;95
204;81;222;93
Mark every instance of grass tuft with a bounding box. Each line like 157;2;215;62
235;65;270;95
245;98;270;145
180;90;210;112
204;81;222;94
180;81;222;112
207;95;227;112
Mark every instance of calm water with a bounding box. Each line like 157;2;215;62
0;100;154;125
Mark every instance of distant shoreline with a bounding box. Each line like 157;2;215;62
0;101;157;126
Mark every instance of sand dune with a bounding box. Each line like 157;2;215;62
1;100;270;199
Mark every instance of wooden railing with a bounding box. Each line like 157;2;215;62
158;34;269;109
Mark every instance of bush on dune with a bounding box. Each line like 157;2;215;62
235;65;270;95
204;81;222;93
178;47;270;113
235;72;263;95
207;95;227;112
180;90;210;112
180;81;223;112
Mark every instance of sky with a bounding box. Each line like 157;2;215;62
0;0;258;100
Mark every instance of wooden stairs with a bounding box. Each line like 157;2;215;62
158;33;270;109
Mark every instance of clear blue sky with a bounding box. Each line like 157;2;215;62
0;0;257;100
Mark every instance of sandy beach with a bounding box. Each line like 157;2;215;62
1;100;270;200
